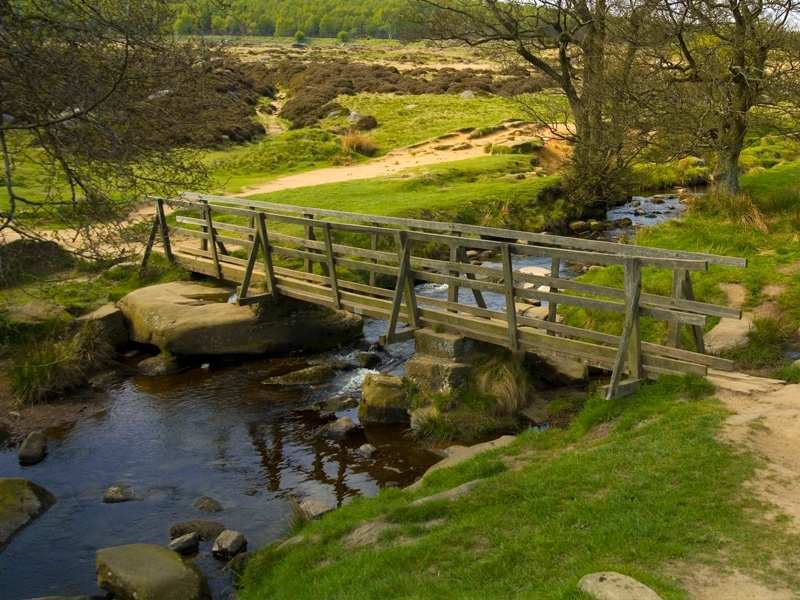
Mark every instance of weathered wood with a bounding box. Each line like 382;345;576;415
448;241;460;306
684;271;706;354
321;222;341;309
547;256;560;334
369;222;379;288
156;198;174;263
667;269;685;347
203;203;222;279
607;258;643;400
182;193;746;267
256;213;277;296
140;215;160;275
502;244;519;352
386;232;415;344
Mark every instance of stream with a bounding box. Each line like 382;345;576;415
0;192;687;599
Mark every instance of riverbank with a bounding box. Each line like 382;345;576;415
239;375;800;599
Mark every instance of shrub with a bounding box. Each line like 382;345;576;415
11;322;113;406
724;318;794;370
473;353;531;415
691;190;768;234
336;31;350;44
341;132;378;157
294;30;306;43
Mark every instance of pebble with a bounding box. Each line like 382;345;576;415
194;495;223;513
357;443;377;458
299;498;334;520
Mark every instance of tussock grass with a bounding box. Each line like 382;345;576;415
473;354;531;416
11;322;113;406
341;132;378;157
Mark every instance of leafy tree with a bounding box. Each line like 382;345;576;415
294;30;307;43
337;30;351;44
0;0;235;257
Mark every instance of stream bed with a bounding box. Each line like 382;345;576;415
0;192;688;599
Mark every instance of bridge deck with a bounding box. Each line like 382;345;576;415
142;193;747;399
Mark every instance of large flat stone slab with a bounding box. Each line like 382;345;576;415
0;478;56;550
118;282;362;356
578;572;663;600
96;544;209;600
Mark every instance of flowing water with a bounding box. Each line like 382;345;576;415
0;193;687;600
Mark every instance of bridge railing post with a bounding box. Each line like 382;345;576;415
386;231;419;344
203;201;223;280
501;243;520;352
606;257;643;400
369;222;379;288
322;222;341;309
547;256;561;334
140;197;173;274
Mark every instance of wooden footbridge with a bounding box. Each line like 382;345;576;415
142;193;746;399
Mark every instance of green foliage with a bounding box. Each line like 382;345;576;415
11;322;113;406
724;319;794;370
240;376;800;599
774;365;800;384
293;30;306;43
320;92;558;153
207;129;351;193
336;30;351;44
172;0;407;39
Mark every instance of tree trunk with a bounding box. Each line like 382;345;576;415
715;110;746;196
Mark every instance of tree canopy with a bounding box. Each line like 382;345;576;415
172;0;408;38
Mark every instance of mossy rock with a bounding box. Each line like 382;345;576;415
0;478;56;550
96;544;210;600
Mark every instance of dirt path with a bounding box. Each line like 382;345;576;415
235;122;562;197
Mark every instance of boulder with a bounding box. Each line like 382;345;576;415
96;544;210;600
118;282;362;356
138;354;182;377
212;530;246;560
299;498;334;520
263;364;336;386
0;478;56;549
170;520;225;541
103;485;138;503
357;443;377;458
413;329;474;361
359;373;410;425
407;436;516;490
577;572;663;600
356;351;381;369
317;417;361;440
411;479;483;506
704;315;753;354
168;532;199;555
193;496;222;513
4;300;72;328
405;355;470;395
18;430;47;466
78;303;128;348
354;115;378;131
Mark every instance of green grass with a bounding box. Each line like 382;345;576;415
563;155;800;368
319;92;557;153
240;376;800;599
245;155;564;231
206;128;360;193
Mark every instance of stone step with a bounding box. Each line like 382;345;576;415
413;328;475;361
708;369;786;395
405;354;470;395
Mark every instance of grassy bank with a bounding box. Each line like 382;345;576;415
562;159;800;372
245;156;564;231
240;376;800;599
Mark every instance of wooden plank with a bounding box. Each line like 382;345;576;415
180;193;746;267
303;213;316;274
547;256;560;334
684;271;706;354
322;222;341;309
667;269;685;347
140;215;159;274
256;213;278;296
166;249;708;378
448;241;460;306
156;199;174;263
369;222;379;288
607;258;643;400
386;232;414;344
204;203;222;280
502;244;519;352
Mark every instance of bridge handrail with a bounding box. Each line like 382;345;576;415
180;192;747;268
143;195;747;400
